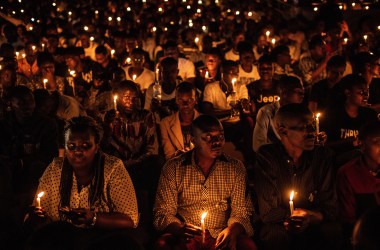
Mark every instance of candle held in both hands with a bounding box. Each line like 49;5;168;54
201;211;208;243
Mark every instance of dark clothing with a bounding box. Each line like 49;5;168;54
309;79;335;112
246;80;280;113
368;78;380;106
65;59;96;93
322;105;378;155
254;143;340;250
254;143;338;223
95;59;120;82
337;156;380;225
0;112;59;193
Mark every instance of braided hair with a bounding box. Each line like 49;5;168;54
59;116;114;213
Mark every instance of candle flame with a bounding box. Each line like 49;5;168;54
156;68;159;74
113;95;118;101
271;38;276;45
201;212;208;221
132;74;137;81
205;71;209;78
290;190;294;201
316;113;321;119
69;70;76;76
363;35;368;40
126;57;131;64
37;191;44;198
265;30;270;37
232;78;237;85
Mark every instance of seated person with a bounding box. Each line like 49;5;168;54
237;41;259;85
102;80;159;189
202;60;248;119
322;74;378;166
246;55;280;115
25;116;140;248
271;45;296;81
351;206;380;250
337;120;380;245
308;55;346;113
144;57;179;121
160;82;200;160
254;103;341;250
154;115;256;250
123;48;155;91
194;48;222;92
253;76;304;152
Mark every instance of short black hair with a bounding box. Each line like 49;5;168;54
340;74;367;91
205;47;223;59
308;34;325;50
271;45;290;60
277;75;303;93
160;56;178;70
95;45;108;55
191;114;223;136
176;81;196;96
237;41;253;55
117;80;142;100
358;120;380;141
258;54;273;66
221;60;238;73
163;40;178;50
64;116;103;144
275;103;312;128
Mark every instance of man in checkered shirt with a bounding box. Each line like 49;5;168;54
153;115;256;249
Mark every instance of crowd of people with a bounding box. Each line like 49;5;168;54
0;0;379;249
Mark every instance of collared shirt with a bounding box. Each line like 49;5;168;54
298;51;327;87
34;153;139;227
203;81;248;110
254;143;338;224
153;150;254;238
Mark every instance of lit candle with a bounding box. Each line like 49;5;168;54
36;191;44;208
41;43;45;50
201;212;208;243
265;30;270;41
271;38;276;47
16;51;19;58
43;79;48;89
126;57;131;64
155;68;159;83
289;190;294;216
194;37;199;44
111;49;115;58
113;95;118;111
132;74;137;81
22;53;26;58
232;78;237;91
205;70;209;79
363;35;368;43
315;113;321;134
69;70;76;96
32;45;36;51
343;38;348;44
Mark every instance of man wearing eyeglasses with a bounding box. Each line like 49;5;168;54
154;114;256;250
254;103;341;250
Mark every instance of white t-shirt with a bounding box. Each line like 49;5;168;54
203;81;248;110
224;49;240;62
124;66;155;91
178;57;196;81
238;64;260;85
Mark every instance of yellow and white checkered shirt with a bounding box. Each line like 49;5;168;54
153;150;254;238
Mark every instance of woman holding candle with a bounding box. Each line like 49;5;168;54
26;116;139;247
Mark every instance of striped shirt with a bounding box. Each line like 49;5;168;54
153;150;254;238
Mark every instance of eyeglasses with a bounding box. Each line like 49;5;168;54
66;142;94;152
201;133;225;143
287;123;316;133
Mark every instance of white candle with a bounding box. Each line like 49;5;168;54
315;113;321;134
343;38;348;44
111;49;115;58
289;190;294;216
155;68;160;83
43;79;48;89
201;212;208;243
232;78;237;92
271;38;276;47
363;35;368;42
126;57;131;64
194;37;199;44
113;95;118;111
132;74;137;81
69;70;76;96
36;191;44;208
205;71;209;79
265;30;270;41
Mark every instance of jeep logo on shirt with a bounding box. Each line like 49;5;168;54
257;95;280;103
